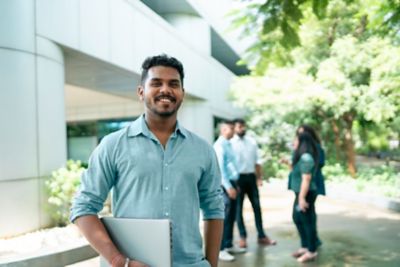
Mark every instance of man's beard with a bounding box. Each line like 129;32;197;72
237;131;246;137
146;99;182;117
153;109;176;117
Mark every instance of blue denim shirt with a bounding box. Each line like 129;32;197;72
70;115;224;267
213;136;239;190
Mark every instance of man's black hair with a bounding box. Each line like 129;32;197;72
233;118;246;125
141;54;184;85
221;119;235;125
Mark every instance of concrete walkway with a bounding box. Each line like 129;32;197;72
70;181;400;267
219;181;400;267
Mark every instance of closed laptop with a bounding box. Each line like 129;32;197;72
100;217;172;267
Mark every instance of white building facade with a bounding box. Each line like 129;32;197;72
0;0;246;237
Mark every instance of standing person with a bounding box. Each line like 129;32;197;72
231;119;277;249
296;125;326;197
289;125;325;248
289;132;319;263
213;120;245;262
70;54;224;267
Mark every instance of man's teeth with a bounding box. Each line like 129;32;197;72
159;98;172;102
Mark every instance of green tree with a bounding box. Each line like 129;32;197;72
231;36;400;176
312;36;400;175
230;0;400;176
231;0;400;73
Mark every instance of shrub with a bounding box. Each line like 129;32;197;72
324;163;400;198
323;163;350;182
356;165;400;198
45;160;85;226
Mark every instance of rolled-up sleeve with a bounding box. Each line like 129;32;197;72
299;153;315;174
199;146;224;220
70;136;116;222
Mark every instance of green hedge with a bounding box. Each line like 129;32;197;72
324;163;400;198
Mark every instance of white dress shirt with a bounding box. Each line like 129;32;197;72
230;134;262;174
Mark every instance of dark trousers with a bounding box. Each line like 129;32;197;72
292;192;318;252
236;173;266;239
221;183;237;250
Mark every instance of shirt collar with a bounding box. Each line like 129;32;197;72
127;114;188;138
217;135;229;143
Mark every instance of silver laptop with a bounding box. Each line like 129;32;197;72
100;217;172;267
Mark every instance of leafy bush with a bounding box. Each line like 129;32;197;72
324;163;400;198
262;153;290;179
323;163;350;182
247;119;295;179
45;160;85;226
356;165;400;198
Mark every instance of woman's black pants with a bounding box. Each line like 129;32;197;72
292;191;318;252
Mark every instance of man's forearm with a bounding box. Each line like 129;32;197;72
74;215;123;265
255;164;263;180
204;219;223;267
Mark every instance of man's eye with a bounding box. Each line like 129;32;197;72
151;82;162;87
170;83;180;88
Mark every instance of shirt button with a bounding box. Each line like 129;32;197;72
165;163;168;167
165;212;169;216
165;187;169;190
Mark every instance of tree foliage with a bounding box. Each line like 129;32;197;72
230;0;400;176
231;0;400;73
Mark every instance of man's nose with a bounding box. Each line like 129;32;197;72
160;83;172;93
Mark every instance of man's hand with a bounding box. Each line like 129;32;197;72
227;188;237;199
279;157;290;165
112;254;149;267
257;178;263;187
129;260;149;267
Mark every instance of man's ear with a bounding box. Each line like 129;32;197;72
137;85;144;101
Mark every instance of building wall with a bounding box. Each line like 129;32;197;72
0;0;66;237
36;0;240;111
0;0;243;237
65;85;144;122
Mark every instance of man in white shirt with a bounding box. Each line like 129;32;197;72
230;119;277;249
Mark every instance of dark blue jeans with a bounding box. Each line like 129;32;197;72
236;173;266;239
292;191;318;252
221;183;237;250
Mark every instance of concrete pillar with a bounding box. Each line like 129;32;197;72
0;0;66;237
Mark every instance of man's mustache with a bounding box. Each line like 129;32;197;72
155;94;176;102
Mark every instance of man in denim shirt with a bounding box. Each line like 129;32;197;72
213;121;244;262
70;55;224;267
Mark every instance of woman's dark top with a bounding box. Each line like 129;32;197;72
289;153;316;193
288;144;326;195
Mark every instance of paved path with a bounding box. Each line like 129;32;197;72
219;181;400;267
70;181;400;267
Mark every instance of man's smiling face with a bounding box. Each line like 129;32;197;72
138;65;185;118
